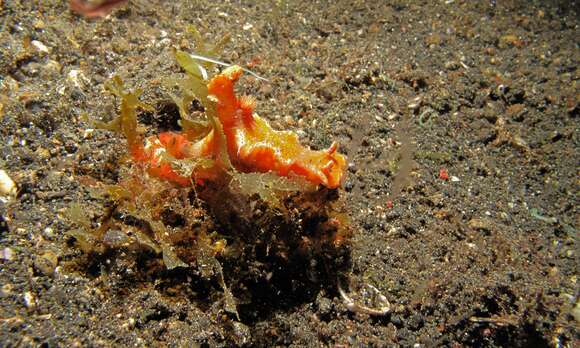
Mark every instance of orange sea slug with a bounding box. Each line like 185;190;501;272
208;66;347;188
135;66;347;189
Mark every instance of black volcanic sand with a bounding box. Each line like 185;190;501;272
0;1;578;347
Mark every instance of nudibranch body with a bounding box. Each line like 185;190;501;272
134;66;347;189
208;66;347;188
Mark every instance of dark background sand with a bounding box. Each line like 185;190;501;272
0;1;578;346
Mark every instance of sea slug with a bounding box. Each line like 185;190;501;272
131;66;347;189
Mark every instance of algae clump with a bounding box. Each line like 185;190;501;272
67;32;351;319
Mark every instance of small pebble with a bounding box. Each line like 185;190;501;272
444;61;460;70
34;250;58;276
83;129;95;139
24;291;36;309
31;40;50;54
407;96;422;110
316;295;333;317
43;227;54;238
284;115;295;126
0;170;17;200
125;317;136;329
35;147;51;161
0;247;14;261
33;19;45;30
572;301;580;323
2;284;13;295
68;70;89;89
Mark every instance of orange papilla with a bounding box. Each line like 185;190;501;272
129;142;147;162
127;133;191;186
158;132;190;159
147;162;191;186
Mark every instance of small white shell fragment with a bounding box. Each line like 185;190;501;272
83;128;95;139
67;69;89;89
407;96;422;110
0;247;14;261
0;170;17;200
31;40;50;53
450;175;460;182
24;291;36;309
